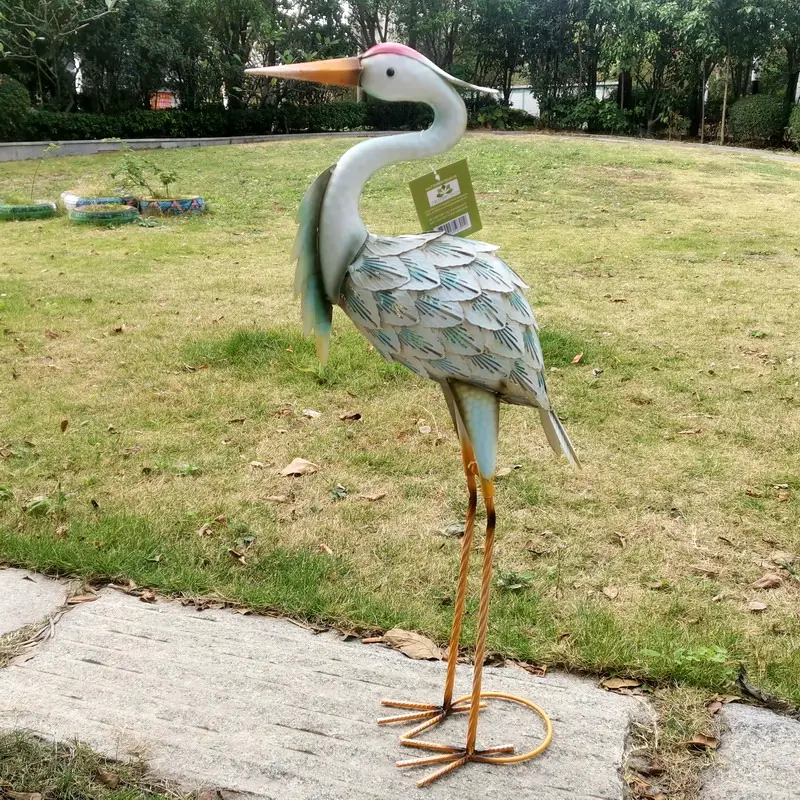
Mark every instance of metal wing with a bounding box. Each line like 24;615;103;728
292;166;334;363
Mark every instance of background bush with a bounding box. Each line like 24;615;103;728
789;104;800;148
0;75;31;140
2;99;539;142
728;94;788;143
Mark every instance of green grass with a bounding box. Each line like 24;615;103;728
1;134;799;710
0;731;183;800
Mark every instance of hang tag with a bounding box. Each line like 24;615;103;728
409;159;482;238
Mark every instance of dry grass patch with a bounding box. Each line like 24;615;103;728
1;135;799;708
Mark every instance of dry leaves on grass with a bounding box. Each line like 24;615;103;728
96;771;120;788
684;733;718;751
571;352;584;364
60;419;68;433
384;628;442;660
280;458;318;476
356;491;386;501
139;590;156;603
601;676;642;691
302;408;321;418
4;792;43;800
339;411;362;421
751;572;782;590
748;600;768;612
602;586;619;599
496;464;522;479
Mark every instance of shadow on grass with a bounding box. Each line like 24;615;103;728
185;325;410;395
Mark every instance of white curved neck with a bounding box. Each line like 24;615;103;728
319;85;467;302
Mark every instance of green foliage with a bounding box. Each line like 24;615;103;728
3;100;539;142
0;74;30;139
111;143;178;198
790;104;800;148
728;94;788;143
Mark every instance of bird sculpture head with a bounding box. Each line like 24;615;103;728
246;43;498;102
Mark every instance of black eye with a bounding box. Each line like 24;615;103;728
386;68;395;77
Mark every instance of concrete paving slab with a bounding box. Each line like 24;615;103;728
701;704;800;800
0;569;66;636
0;589;638;799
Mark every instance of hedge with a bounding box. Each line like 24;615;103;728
2;100;535;142
0;74;31;140
728;94;787;143
790;104;800;148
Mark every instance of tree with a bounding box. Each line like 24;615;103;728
0;0;120;108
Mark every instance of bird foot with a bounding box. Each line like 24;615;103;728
377;698;486;738
396;745;516;787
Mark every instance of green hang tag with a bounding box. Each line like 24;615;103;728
409;159;482;238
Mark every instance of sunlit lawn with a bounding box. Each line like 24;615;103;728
1;134;799;708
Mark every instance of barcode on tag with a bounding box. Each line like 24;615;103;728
435;213;471;235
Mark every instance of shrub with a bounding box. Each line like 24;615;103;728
789;104;800;148
2;98;534;143
728;94;787;144
597;100;632;134
0;74;31;139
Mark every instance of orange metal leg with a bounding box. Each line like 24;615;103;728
391;477;553;787
378;436;480;727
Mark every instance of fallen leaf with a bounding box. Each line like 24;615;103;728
601;676;642;691
496;464;522;479
319;543;334;556
745;488;764;498
602;585;619;599
265;494;291;503
228;417;246;424
772;483;789;489
418;424;432;434
339;411;362;421
685;733;718;751
356;491;386;501
96;771;120;788
611;297;627;302
439;522;466;537
707;700;723;715
281;458;318;477
748;600;768;612
60;419;69;433
55;524;68;539
384;628;442;660
228;548;248;565
646;580;671;591
776;490;791;502
571;352;584;364
678;428;702;435
249;460;265;469
362;636;385;644
44;329;59;339
751;572;782;589
5;792;43;800
302;408;321;418
196;523;214;536
67;594;98;605
139;590;156;603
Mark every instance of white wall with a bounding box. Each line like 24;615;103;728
509;81;617;118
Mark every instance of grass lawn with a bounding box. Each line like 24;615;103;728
1;134;799;714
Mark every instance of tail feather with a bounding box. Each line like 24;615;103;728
538;408;580;469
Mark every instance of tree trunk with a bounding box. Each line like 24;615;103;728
720;54;730;144
786;42;799;111
617;71;632;110
700;61;707;144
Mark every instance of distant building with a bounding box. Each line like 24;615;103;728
509;81;617;118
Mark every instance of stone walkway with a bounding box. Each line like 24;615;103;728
0;568;798;799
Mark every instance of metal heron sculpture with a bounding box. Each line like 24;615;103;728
248;42;579;788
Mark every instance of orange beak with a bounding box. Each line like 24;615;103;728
246;56;361;88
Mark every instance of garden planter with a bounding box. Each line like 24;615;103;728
61;191;138;213
0;201;57;221
139;196;206;216
68;203;140;226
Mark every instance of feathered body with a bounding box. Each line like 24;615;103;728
293;167;578;469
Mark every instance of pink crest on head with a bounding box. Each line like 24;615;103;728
361;42;427;63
